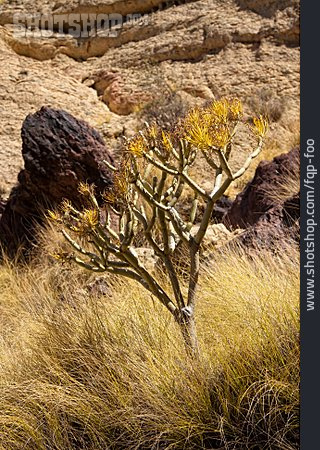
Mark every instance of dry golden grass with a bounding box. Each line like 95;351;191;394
0;226;299;449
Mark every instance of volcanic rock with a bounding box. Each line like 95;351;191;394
0;107;114;258
224;147;300;248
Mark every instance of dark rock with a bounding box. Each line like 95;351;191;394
0;198;6;216
234;205;299;250
212;195;233;222
0;107;114;259
20;106;114;205
224;147;300;249
283;191;300;226
224;147;299;228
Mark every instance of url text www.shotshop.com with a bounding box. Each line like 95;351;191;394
303;139;317;311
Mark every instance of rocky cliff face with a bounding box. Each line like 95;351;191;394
0;0;299;195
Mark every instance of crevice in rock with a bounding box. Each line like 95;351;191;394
148;30;299;64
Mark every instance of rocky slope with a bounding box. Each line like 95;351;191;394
0;0;299;195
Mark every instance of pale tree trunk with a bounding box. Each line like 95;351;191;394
178;240;201;356
179;312;199;357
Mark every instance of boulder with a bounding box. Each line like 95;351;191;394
0;107;114;258
225;147;299;228
224;147;300;249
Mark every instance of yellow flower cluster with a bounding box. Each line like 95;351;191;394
81;209;99;229
126;124;174;162
60;199;74;215
251;115;269;138
207;98;243;123
103;163;131;206
181;98;242;151
161;130;173;152
78;182;95;197
48;197;99;236
126;134;148;158
47;209;62;223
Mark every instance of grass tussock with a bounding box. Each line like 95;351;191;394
0;234;299;449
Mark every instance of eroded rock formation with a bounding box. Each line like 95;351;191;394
0;107;114;258
224;147;300;248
